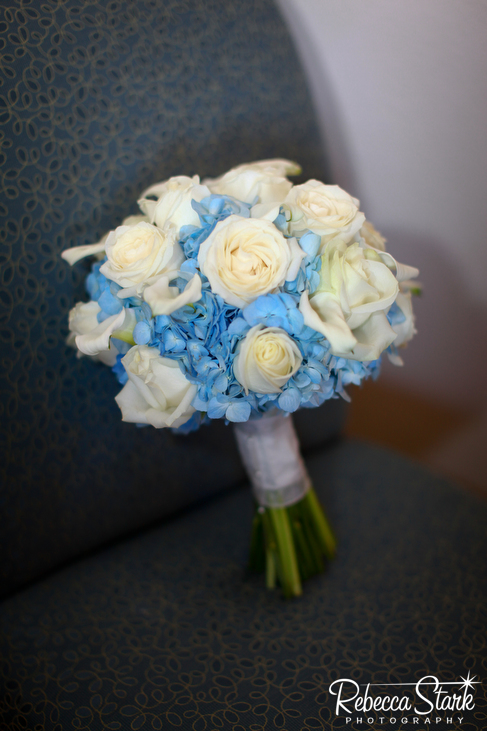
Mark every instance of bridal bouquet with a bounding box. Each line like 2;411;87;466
63;160;419;597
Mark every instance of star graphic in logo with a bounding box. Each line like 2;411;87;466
459;671;480;691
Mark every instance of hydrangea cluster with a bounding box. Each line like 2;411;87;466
63;160;419;433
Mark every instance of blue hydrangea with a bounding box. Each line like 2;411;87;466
387;301;406;328
172;410;211;435
112;352;128;385
284;229;322;296
243;293;304;336
79;194;388;428
86;260;124;321
327;354;381;395
86;258;145;324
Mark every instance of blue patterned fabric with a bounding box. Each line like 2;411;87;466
1;443;485;729
0;0;334;597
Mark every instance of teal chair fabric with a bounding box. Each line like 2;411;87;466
1;442;486;729
0;0;335;598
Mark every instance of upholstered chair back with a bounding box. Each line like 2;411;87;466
0;0;344;597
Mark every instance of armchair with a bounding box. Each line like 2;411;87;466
1;1;485;728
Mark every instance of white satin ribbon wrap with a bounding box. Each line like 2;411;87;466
233;413;310;508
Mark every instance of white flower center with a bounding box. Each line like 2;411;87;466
111;228;157;266
297;190;356;227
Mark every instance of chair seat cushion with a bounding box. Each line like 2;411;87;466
1;440;486;729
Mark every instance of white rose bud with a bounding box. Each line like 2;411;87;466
285;181;365;244
198;215;305;308
204;159;301;205
299;240;399;362
115;345;197;429
138;175;210;233
100;221;184;291
61;214;148;266
234;325;302;394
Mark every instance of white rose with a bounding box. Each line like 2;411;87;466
115;345;197;429
67;301;136;365
284;181;365;244
138;175;210;233
198;215;304;307
61;214;148;266
356;224;420;284
299;240;399;361
100;221;184;291
234;325;302;394
204;159;301;205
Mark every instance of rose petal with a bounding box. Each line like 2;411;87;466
345;259;399;327
362;243;419;283
76;308;127;356
390;291;416;348
299;290;357;355
62;241;106;266
204;159;300;204
341;310;397;361
144;274;202;316
250;202;281;221
285;237;306;282
116;345;197;428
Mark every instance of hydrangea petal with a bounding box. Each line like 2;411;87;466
226;400;251;422
207;397;229;419
278;388;301;413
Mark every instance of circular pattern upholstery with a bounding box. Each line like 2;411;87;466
0;0;329;596
1;442;486;730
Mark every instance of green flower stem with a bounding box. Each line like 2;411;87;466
265;545;277;589
302;486;336;559
290;517;314;581
268;507;302;598
247;487;335;597
297;498;323;571
302;515;325;575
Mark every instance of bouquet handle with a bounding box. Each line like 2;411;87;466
234;413;336;598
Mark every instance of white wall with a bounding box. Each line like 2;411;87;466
277;0;487;487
